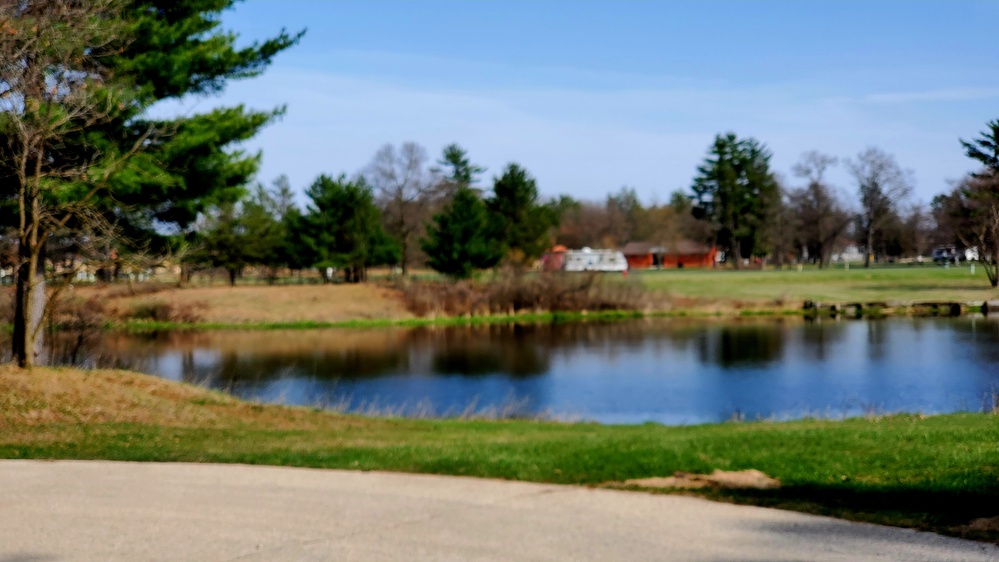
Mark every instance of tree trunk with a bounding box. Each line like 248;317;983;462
228;269;237;286
990;246;999;288
864;227;873;268
400;237;409;276
13;242;46;368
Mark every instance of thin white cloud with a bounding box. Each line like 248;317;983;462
309;48;716;91
190;66;985;205
864;88;999;104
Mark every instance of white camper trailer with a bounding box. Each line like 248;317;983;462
563;248;628;272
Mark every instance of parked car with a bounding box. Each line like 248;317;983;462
931;246;955;264
932;245;978;264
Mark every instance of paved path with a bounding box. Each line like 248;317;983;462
1;460;996;561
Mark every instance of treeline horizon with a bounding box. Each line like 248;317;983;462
185;120;998;283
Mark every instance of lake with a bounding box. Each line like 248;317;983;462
40;317;999;424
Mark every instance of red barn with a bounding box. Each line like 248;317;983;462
621;240;718;269
663;240;717;268
620;242;664;269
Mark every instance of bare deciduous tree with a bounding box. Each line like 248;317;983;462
789;151;851;268
366;142;436;275
765;180;798;269
0;1;145;366
847;147;913;268
900;202;934;259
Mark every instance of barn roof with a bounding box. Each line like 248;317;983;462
621;241;665;255
670;240;713;255
621;240;713;255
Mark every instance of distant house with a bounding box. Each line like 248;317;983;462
620;242;666;269
831;244;864;264
621;240;718;269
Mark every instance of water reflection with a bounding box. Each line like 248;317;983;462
20;317;999;424
800;320;849;362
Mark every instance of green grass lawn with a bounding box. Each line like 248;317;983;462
3;366;999;542
637;264;999;305
7;414;999;541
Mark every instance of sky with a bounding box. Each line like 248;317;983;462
178;0;999;206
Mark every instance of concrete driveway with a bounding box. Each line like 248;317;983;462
1;460;995;561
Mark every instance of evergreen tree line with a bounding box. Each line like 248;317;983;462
186;144;560;283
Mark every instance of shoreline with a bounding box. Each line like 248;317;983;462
113;302;989;332
4;297;989;336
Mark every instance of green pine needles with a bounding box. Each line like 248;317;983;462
422;187;503;279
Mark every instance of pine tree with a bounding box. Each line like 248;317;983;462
299;175;398;283
438;144;485;188
422;187;503;279
103;0;304;246
192;203;247;286
961;119;999;176
940;118;999;287
0;0;301;366
487;164;557;267
690;133;779;268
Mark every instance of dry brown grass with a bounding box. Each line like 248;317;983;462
0;364;374;432
82;284;413;324
400;273;656;317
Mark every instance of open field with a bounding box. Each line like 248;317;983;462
86;283;414;324
3;365;999;542
637;264;999;307
36;264;999;330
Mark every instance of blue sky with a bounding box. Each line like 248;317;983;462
189;1;999;205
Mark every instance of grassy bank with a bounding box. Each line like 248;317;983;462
638;264;999;306
117;309;649;332
2;365;998;542
102;266;999;330
18;265;985;335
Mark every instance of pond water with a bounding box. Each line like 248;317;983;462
40;317;999;424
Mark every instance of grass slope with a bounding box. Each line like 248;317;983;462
638;265;999;305
2;365;998;542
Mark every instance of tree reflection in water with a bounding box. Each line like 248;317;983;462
12;317;999;423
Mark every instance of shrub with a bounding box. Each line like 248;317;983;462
127;300;206;323
101;281;172;299
398;272;655;317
